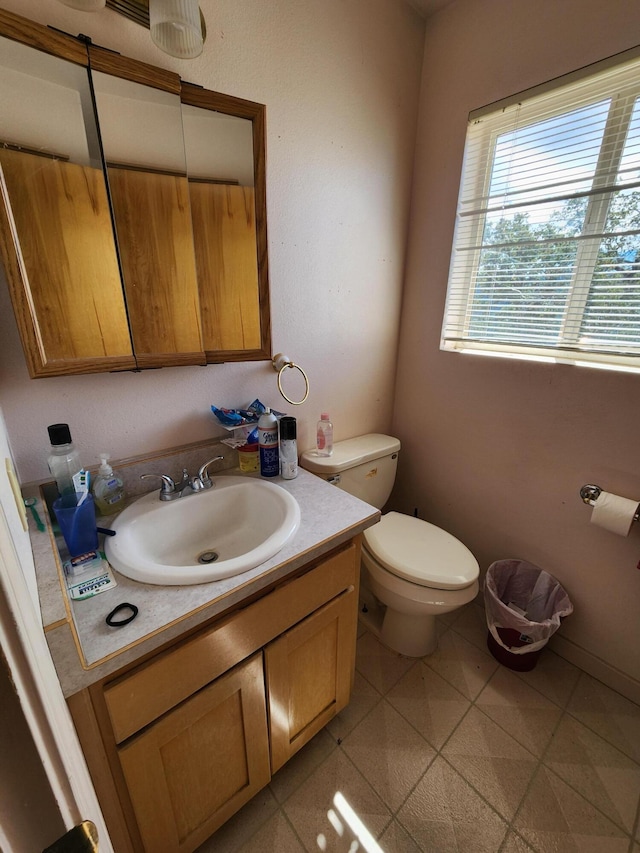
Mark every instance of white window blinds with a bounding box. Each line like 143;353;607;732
441;50;640;370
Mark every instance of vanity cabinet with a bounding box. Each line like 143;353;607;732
266;589;356;773
67;538;360;853
117;653;270;853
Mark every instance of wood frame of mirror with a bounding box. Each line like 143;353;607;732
0;8;271;377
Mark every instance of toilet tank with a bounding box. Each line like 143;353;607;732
300;433;401;509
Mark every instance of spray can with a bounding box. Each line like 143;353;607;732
258;407;279;477
279;416;298;480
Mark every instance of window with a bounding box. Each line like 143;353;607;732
441;49;640;371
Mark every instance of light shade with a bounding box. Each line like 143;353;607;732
149;0;203;59
56;0;106;9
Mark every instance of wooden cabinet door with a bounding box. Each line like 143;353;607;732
189;182;262;354
0;148;136;376
117;653;270;853
106;166;206;368
265;588;357;773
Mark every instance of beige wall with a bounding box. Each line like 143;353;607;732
0;0;424;482
394;0;640;694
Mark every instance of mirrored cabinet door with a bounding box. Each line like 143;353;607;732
181;84;271;363
89;46;206;369
0;8;272;378
0;13;135;377
181;102;261;354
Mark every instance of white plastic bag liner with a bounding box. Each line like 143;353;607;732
484;559;573;655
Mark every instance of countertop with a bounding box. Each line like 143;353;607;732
25;460;379;697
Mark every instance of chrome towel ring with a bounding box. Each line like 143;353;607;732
272;353;310;405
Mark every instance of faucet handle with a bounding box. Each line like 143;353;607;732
198;455;225;488
140;472;176;500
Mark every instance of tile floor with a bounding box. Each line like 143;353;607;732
198;601;640;852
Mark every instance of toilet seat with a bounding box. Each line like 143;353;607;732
363;511;479;590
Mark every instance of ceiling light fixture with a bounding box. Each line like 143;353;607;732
55;0;206;60
149;0;204;59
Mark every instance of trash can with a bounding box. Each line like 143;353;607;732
484;559;573;671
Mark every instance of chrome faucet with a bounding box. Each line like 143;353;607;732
140;455;225;501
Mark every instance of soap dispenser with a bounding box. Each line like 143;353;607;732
92;453;125;515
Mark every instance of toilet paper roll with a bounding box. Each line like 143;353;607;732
590;491;639;536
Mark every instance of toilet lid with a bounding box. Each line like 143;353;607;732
363;512;479;590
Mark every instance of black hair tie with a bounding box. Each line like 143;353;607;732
106;602;139;627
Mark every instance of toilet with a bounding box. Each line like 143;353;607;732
300;434;479;657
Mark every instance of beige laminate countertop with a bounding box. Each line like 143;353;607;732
25;465;379;697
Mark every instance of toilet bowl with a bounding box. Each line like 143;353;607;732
361;511;479;656
300;434;479;657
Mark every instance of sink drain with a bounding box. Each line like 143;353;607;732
198;550;219;564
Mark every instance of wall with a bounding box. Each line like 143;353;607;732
393;0;640;697
0;0;425;483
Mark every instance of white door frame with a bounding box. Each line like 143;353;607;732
0;502;113;851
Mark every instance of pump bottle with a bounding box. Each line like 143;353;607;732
92;453;126;515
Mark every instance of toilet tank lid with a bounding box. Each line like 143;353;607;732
300;433;401;474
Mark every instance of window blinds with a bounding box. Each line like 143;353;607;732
441;49;640;370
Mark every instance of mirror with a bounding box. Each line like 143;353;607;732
0;29;135;375
88;45;271;367
0;8;271;378
90;63;206;368
181;103;261;353
180;83;271;362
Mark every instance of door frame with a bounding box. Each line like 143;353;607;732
0;500;113;851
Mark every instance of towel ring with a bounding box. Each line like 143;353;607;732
272;353;310;405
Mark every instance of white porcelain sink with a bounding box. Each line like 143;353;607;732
105;476;301;585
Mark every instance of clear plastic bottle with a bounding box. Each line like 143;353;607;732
47;423;83;499
316;413;333;457
258;407;279;477
279;416;298;479
92;453;126;515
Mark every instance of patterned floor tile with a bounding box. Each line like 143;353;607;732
282;749;391;850
567;672;640;763
237;812;304;852
397;756;508;852
326;670;382;742
341;699;436;811
196;787;280;852
355;630;415;695
270;728;337;804
378;819;422;852
500;831;538;852
476;667;562;757
423;628;499;701
450;602;489;651
387;660;471;749
441;706;538;821
543;713;640;833
513;766;629;852
514;649;581;708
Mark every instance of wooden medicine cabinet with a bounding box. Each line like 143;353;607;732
0;8;271;377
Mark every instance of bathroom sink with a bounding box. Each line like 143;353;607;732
104;476;301;585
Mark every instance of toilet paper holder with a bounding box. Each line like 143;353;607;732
580;484;640;522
